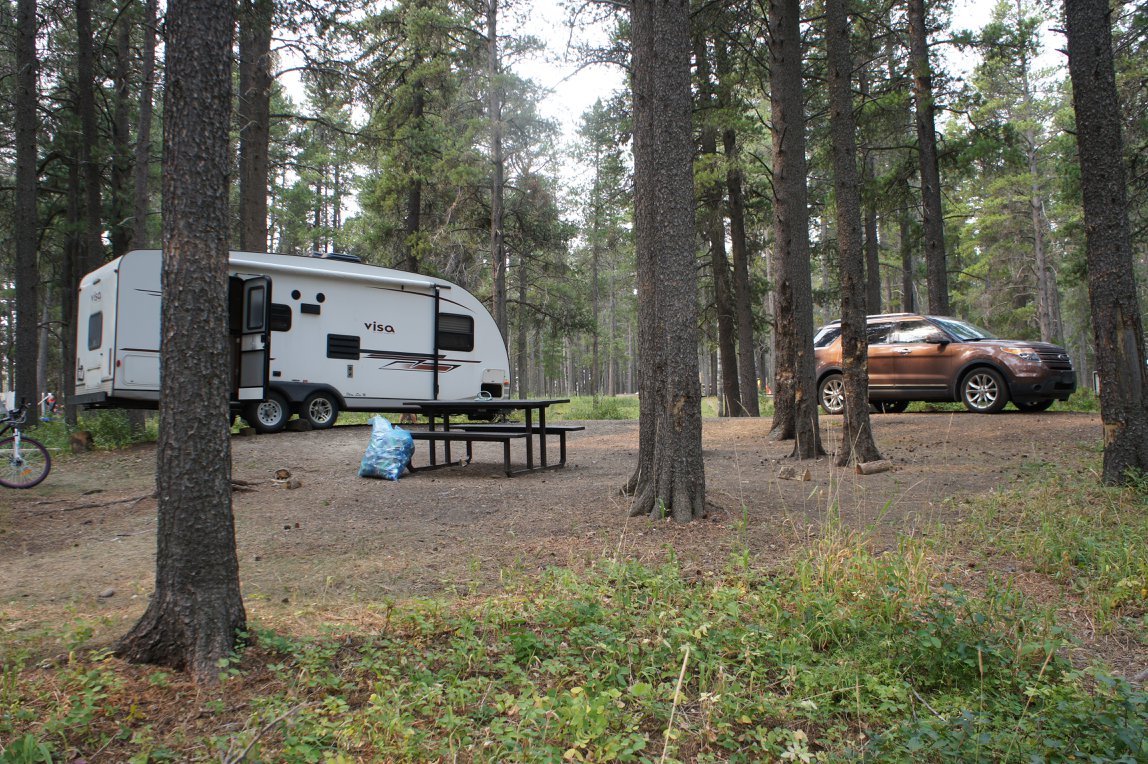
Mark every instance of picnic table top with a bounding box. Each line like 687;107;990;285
401;398;570;411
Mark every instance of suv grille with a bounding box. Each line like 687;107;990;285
1037;350;1073;371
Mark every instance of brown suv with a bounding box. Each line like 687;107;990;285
814;313;1077;414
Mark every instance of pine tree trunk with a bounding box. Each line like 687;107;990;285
716;41;759;417
624;0;705;521
899;192;915;312
133;0;158;248
695;34;740;417
1064;0;1148;485
906;0;948;315
14;0;40;412
110;12;133;257
238;0;274;252
768;0;823;458
487;0;508;346
826;0;881;466
76;0;104;273
863;160;882;314
117;0;245;682
725;129;759;416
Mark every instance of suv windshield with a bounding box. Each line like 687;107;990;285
929;316;997;342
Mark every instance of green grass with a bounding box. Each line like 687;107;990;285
20;410;159;454
4;528;1145;762
954;455;1148;630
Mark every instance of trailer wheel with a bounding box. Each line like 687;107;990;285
245;392;289;434
302;391;339;429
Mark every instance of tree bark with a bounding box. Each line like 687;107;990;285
110;9;133;258
860;61;881;314
695;33;740;417
715;40;759;417
488;0;508;347
825;0;881;466
403;86;425;273
76;0;105;273
725;129;759;416
899;189;915;312
768;0;823;458
1064;0;1148;485
132;0;158;248
14;0;40;412
238;0;274;252
117;0;245;681
624;0;705;521
906;0;948;315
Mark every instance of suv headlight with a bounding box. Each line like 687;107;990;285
1002;347;1040;363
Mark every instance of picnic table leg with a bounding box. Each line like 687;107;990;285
524;407;535;469
538;406;548;467
503;439;513;477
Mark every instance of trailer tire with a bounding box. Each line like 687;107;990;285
302;391;339;429
245;392;290;434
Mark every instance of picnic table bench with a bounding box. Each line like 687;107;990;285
401;398;577;477
406;428;528;476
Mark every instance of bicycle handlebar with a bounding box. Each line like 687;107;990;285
3;403;30;425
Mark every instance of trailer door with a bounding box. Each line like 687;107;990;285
232;275;271;402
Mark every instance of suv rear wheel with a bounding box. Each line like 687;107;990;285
961;368;1008;413
818;373;846;415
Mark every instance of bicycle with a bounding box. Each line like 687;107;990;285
0;403;52;489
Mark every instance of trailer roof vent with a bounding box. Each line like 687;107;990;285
310;251;362;263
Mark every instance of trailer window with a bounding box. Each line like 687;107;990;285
245;285;266;331
327;334;361;360
437;313;474;352
88;311;103;351
269;303;292;332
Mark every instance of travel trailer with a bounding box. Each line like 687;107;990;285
74;250;511;432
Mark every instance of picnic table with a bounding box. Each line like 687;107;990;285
401;398;583;476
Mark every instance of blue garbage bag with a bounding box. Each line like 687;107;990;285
358;416;414;480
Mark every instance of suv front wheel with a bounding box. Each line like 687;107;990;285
961;368;1008;413
818;373;846;415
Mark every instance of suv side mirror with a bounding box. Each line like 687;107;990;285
925;334;950;346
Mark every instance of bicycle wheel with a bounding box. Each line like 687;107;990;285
0;434;51;488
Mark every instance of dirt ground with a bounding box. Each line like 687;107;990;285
2;409;1141;676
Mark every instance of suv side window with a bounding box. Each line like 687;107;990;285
891;319;946;344
865;322;895;346
814;325;842;348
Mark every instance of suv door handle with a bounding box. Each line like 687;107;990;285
896;348;912;354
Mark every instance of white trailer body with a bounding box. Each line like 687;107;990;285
75;250;511;431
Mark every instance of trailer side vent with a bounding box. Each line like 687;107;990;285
437;313;474;352
327;334;361;360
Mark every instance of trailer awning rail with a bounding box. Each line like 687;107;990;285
229;255;449;291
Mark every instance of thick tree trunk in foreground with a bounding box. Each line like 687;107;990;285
238;0;274;251
117;0;245;681
624;0;705;521
14;0;40;412
767;0;823;457
826;0;881;466
1064;0;1148;485
906;0;948;316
